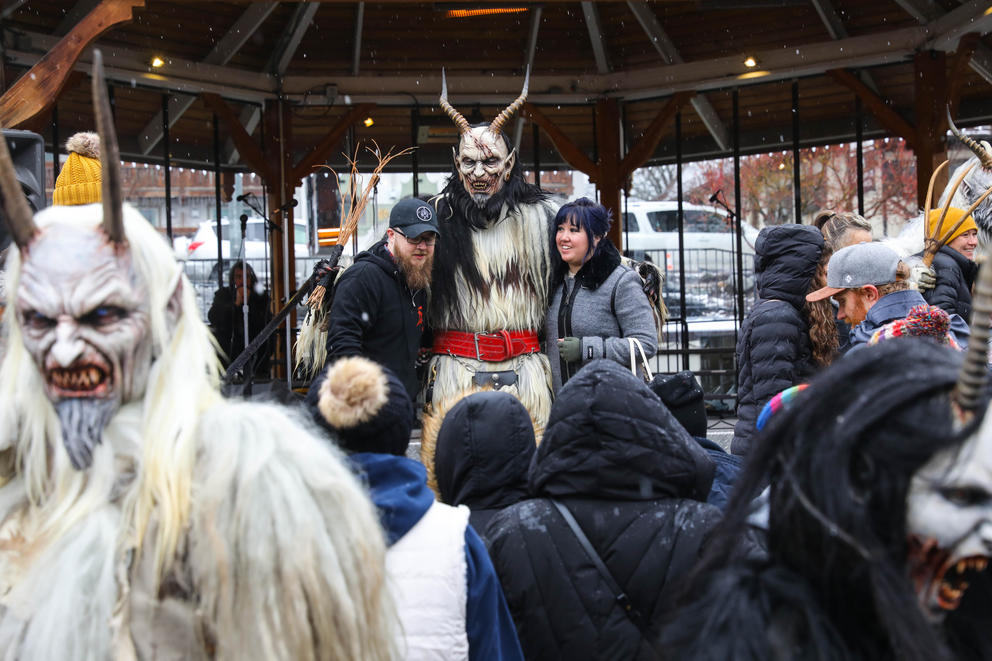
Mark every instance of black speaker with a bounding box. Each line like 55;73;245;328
0;129;46;251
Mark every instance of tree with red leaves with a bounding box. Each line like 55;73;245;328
688;139;917;233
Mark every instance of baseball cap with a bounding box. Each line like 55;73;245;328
806;241;901;302
389;197;440;238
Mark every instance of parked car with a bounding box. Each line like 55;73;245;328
175;217;309;261
620;201;759;263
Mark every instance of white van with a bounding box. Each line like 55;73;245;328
175;217;309;261
620;201;759;264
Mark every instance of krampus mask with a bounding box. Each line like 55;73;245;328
906;258;992;621
1;52;159;470
440;68;528;209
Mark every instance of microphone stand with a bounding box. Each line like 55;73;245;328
239;213;251;390
710;191;755;251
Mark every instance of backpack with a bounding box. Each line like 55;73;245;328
615;256;669;345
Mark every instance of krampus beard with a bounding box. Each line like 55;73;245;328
55;398;117;470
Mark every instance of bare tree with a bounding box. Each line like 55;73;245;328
630;164;679;201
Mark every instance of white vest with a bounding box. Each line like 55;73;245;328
385;501;470;661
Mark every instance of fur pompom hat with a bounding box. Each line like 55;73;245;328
305;356;413;456
53;132;101;206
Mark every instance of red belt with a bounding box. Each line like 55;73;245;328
433;329;540;362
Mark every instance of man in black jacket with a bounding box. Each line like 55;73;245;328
325;197;439;400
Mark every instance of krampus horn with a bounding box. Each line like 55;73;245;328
92;50;125;244
948;106;992;171
490;65;529;135
439;69;471;135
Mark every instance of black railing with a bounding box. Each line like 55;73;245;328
640;248;755;415
183;249;755;414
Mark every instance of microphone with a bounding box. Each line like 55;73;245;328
239;213;248;235
708;190;721;204
236;193;251;202
277;199;299;212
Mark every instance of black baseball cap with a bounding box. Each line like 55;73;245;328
389;197;440;238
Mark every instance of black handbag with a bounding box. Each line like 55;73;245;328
649;370;708;438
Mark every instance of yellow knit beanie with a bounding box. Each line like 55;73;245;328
53;132;101;206
928;207;977;244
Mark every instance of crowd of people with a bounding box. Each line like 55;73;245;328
1;59;991;660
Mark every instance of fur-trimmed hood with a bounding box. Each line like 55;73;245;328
422;389;537;539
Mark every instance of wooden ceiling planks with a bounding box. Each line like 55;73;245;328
2;0;990;171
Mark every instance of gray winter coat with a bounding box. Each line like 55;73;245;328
546;240;657;393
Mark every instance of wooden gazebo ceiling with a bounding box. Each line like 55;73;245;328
3;0;992;172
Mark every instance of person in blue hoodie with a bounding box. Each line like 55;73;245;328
305;356;523;661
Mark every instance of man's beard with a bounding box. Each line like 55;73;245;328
55;398;118;470
397;251;434;291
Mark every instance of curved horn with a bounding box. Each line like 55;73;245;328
955;257;992;416
439;69;470;135
947;106;992;171
490;65;530;135
0;127;39;249
92;50;125;244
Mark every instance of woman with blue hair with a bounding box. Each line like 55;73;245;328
545;198;657;392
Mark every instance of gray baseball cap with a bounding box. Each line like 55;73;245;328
389;197;440;238
806;241;901;301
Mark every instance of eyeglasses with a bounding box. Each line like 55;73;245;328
393;229;437;246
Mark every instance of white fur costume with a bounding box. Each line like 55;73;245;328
428;198;558;435
0;206;396;661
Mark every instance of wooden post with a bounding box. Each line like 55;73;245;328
914;50;949;209
595;98;623;248
264;98;294;378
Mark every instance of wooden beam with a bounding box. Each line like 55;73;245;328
351;2;365;76
625;0;729;150
201;92;269;178
521;103;597;176
267;2;319;75
827;68;918;151
948;32;981;118
55;0;103;36
619;91;694;180
581;2;611;74
0;0;144;128
224;105;262;164
512;5;543;152
290;103;375;183
914;50;949;208
137;2;276;154
596;98;623;249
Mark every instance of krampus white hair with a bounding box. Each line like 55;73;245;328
0;204;396;659
428;200;555;436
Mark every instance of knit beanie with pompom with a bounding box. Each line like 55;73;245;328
305;356;413;456
53;132;101;206
868;304;961;349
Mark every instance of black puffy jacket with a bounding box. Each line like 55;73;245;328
924;245;977;322
324;240;427;400
433;390;536;541
732;225;823;456
485;360;721;661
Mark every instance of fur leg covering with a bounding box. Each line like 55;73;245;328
429;353;552;441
